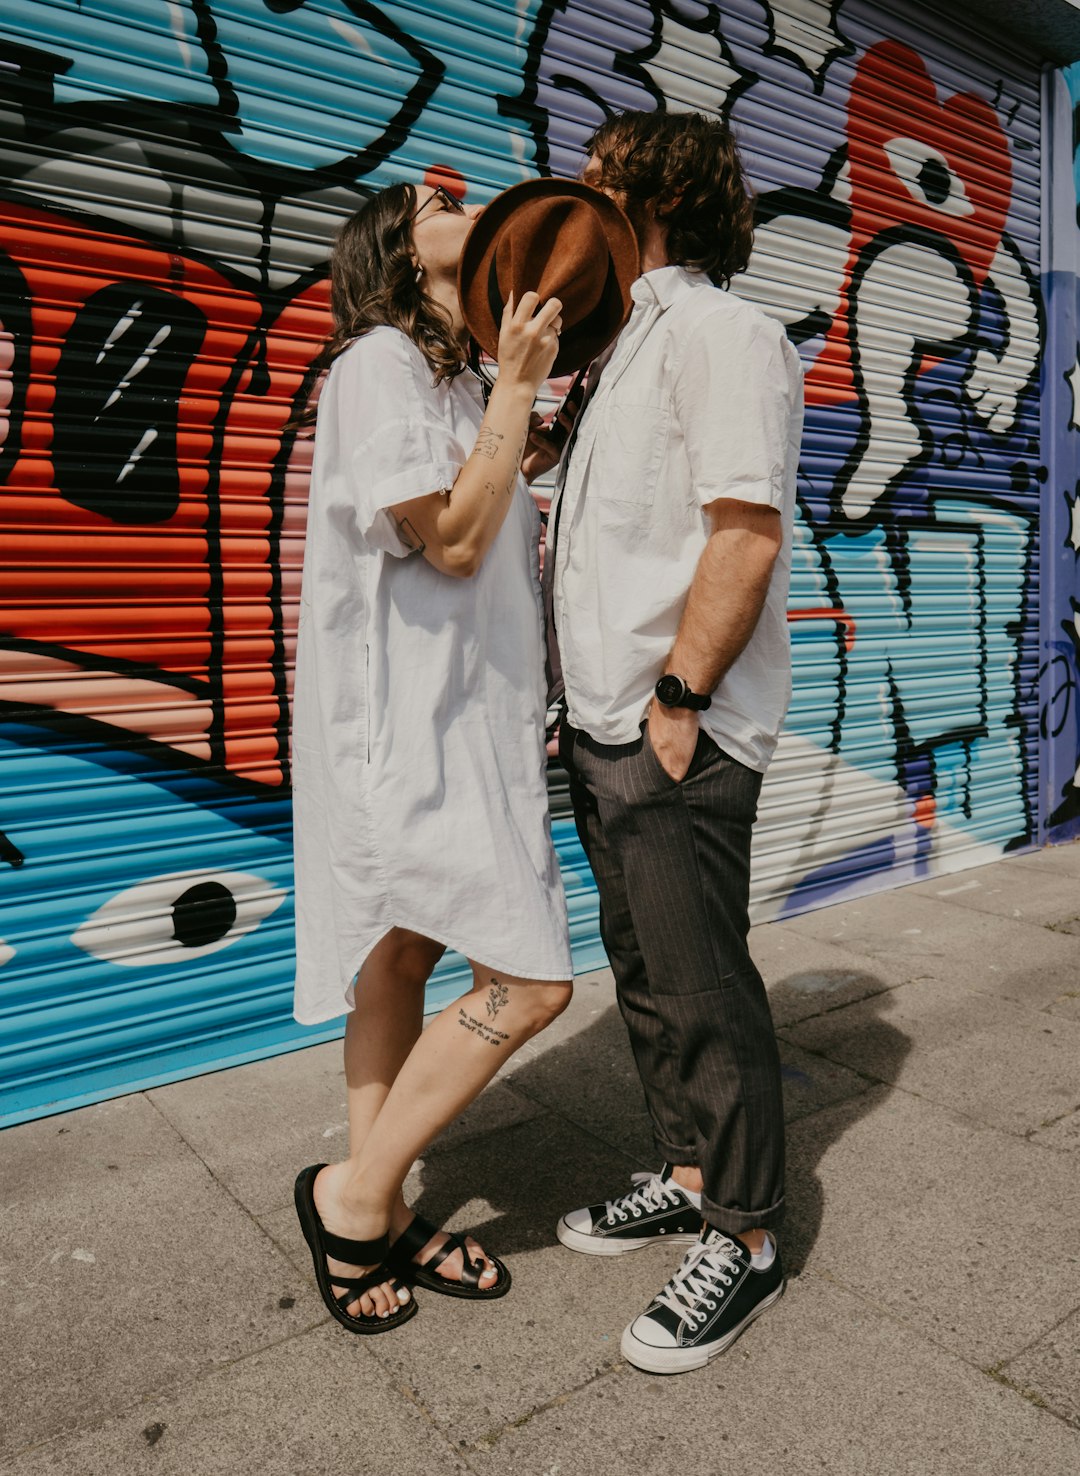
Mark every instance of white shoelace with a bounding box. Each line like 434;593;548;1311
603;1171;683;1225
654;1236;742;1330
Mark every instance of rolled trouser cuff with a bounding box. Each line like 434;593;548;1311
653;1133;699;1168
700;1190;785;1236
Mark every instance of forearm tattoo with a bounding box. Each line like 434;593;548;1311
474;427;504;460
457;978;511;1047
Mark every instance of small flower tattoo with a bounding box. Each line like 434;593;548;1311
486;981;509;1020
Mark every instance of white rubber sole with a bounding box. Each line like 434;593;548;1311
620;1281;785;1373
556;1217;701;1257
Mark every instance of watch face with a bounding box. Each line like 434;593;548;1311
656;675;685;707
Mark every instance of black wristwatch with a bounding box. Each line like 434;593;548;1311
654;674;712;711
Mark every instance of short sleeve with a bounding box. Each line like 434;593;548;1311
328;329;467;557
673;305;800;512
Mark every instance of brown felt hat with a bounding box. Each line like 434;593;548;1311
458;179;640;377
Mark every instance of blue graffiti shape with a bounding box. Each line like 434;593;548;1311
0;1;219;114
785;834;897;912
0;722;297;1120
0;0;443;181
800;501;1031;846
1051;607;1080;827
205;1;442;175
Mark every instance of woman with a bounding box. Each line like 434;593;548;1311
291;180;573;1334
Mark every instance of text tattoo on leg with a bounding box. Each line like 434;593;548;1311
457;1007;510;1047
457;979;511;1047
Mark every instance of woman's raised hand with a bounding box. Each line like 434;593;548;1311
496;291;563;398
388;293;563;575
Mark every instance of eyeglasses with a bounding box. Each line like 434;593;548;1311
412;184;466;222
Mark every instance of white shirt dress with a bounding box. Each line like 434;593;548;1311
292;327;572;1026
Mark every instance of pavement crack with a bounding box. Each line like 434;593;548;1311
991;1302;1080;1373
142;1091;302;1262
392;1379;481;1472
465;1361;629;1451
983;1364;1054;1415
811;1272;1078;1431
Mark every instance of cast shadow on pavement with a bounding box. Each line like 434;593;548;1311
401;972;910;1277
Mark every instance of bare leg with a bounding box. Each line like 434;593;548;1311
339;929;506;1296
324;929;440;1318
343;928;443;1159
314;960;572;1315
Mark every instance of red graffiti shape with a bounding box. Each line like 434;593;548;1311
808;39;1011;405
0;199;329;786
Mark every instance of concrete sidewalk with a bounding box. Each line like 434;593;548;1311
3;844;1080;1475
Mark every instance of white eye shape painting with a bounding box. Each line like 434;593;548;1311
71;870;287;966
883;137;975;217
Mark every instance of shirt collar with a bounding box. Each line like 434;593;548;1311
629;264;709;310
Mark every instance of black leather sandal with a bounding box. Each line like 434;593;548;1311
387;1212;512;1300
294;1164;418;1334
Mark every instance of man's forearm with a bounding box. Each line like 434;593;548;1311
647;503;780;784
666;517;779;695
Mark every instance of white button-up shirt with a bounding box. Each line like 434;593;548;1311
550;265;804;772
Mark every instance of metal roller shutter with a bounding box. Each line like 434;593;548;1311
0;0;605;1126
0;0;1046;1124
523;0;1043;916
740;6;1043;916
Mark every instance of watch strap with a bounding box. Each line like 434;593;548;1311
681;689;711;711
655;675;712;711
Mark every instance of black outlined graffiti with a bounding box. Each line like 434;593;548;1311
500;0;757;179
1050;608;1080;827
836;224;978;524
52;284;208;523
1065;350;1080;429
763;0;853;91
0;250;31;487
0;1;443;294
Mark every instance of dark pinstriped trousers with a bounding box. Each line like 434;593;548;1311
560;720;785;1234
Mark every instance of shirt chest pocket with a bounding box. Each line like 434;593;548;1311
592;395;671;506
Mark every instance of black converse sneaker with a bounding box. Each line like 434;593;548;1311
556;1168;704;1256
621;1226;784;1373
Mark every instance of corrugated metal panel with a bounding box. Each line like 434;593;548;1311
739;3;1043;917
0;0;1046;1124
533;0;1043;918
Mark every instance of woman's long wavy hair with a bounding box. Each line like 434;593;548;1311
295;183;466;427
586;111;754;288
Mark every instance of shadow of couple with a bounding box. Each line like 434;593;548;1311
400;965;911;1277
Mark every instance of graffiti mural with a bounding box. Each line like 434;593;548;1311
0;0;1060;1119
0;0;552;1123
507;0;1044;911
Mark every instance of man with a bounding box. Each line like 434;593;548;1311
543;110;804;1375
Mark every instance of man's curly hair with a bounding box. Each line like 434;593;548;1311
585;111;754;287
